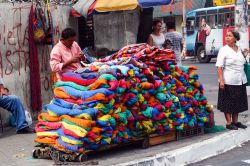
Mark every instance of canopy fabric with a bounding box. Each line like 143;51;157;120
72;0;174;18
95;0;138;12
72;0;95;18
138;0;174;8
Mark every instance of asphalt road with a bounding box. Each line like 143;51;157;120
191;140;250;166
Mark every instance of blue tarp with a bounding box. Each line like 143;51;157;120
138;0;173;8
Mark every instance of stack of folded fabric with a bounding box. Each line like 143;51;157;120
35;43;213;153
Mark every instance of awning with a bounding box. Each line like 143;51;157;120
72;0;174;17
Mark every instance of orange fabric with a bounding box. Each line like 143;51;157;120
88;78;108;90
38;112;62;122
85;93;107;101
91;127;102;134
50;72;58;87
54;87;72;99
140;82;153;89
34;137;56;144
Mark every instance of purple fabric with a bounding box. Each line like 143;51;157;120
62;72;83;80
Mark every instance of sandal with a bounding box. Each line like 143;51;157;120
233;122;247;129
226;123;238;130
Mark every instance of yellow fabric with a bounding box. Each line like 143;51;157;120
61;136;83;145
98;115;111;121
75;113;92;120
61;121;88;137
95;0;138;12
36;131;58;137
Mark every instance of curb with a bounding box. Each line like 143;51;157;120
114;122;250;166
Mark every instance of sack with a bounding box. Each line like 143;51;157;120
33;3;47;44
244;62;250;86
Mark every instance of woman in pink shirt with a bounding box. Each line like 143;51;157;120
50;28;84;80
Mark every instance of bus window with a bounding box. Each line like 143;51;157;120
207;15;217;29
230;12;235;27
223;12;231;27
187;17;195;32
218;13;224;28
196;17;200;28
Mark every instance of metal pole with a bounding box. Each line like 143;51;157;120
235;0;249;94
182;0;187;62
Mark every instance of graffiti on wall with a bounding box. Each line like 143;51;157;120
0;5;63;91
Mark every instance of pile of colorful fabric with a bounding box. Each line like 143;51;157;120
35;43;213;153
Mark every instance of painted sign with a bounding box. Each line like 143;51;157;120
213;0;250;6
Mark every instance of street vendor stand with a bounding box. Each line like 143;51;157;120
32;0;214;163
72;0;174;55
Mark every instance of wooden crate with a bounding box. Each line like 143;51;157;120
148;131;176;146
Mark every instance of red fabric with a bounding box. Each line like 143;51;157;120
28;4;42;112
61;76;98;86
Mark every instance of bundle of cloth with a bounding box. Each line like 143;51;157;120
35;43;213;153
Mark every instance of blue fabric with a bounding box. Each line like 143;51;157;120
44;103;98;117
0;95;28;131
138;0;173;8
59;86;114;100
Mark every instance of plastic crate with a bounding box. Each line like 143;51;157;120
176;126;204;140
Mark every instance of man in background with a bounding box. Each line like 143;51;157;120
164;23;183;65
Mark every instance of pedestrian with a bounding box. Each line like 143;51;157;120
50;28;85;80
147;19;165;49
0;78;34;134
216;30;248;130
164;23;183;65
198;18;211;47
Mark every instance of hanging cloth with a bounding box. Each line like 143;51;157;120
28;3;42;112
46;0;54;46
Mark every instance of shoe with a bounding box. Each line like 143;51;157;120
234;122;247;129
226;123;238;130
16;127;35;134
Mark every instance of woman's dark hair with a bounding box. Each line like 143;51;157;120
152;19;162;31
61;28;76;39
227;30;240;41
153;19;162;27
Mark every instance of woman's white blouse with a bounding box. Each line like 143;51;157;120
215;45;247;85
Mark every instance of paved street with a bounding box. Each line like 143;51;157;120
191;140;250;166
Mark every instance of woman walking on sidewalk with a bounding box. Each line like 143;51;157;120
216;30;248;130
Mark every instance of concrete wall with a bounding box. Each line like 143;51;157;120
93;10;140;51
0;2;78;124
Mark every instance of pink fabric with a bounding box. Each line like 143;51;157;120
50;41;82;79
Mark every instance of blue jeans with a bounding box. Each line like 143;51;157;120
0;95;28;131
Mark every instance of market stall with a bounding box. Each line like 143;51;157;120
72;0;174;53
33;44;214;162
